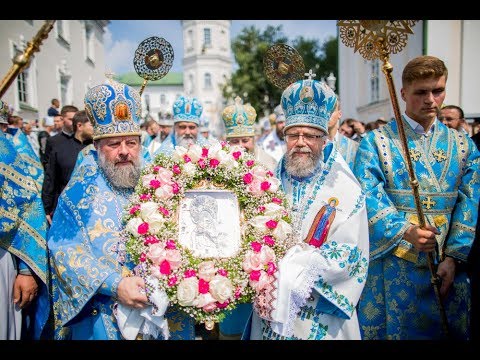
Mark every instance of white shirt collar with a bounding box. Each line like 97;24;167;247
403;113;436;136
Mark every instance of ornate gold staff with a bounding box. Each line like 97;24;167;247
133;36;174;96
338;20;449;337
0;20;56;98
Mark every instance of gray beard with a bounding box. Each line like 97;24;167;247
285;147;322;178
98;150;141;190
175;133;197;148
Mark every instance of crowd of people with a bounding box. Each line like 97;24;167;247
1;55;479;342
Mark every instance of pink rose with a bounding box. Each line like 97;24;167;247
144;235;159;245
246;160;255;167
197;158;206;169
232;151;241;160
168;275;178;287
165;249;182;270
249;270;261;281
266;261;276;275
266;220;278;229
140;193;151;201
149;179;161;189
137;222;149;235
147;244;167;265
153;165;162;173
221;141;228;148
198;278;210;294
216;301;229;309
250;271;270;292
243;173;253;184
267;171;274;177
251;241;262;253
242;251;263;272
202;148;209;158
172;164;181;175
272;197;282;205
184;269;196;278
139;253;147;262
158;207;169;216
257;206;266;213
160;260;171;275
166;239;176;249
209;158;220;168
263;235;275;246
172;183;180;194
217;269;228;277
183;154;191;163
129;204;140;215
203;302;217;313
234;287;242;299
260;181;271;191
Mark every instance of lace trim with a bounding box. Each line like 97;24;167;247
254;271;278;321
283;260;323;337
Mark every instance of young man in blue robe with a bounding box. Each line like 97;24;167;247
354;55;480;339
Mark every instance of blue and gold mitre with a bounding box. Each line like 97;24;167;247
84;79;142;140
173;96;203;125
281;70;337;133
222;96;257;138
0;99;9;124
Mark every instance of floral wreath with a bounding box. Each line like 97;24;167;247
123;141;294;329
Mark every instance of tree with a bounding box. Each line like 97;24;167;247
223;25;338;120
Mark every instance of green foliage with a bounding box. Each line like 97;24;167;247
223;25;339;120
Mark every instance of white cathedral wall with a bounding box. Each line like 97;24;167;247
0;20;108;121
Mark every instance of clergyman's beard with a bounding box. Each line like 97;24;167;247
98;151;141;189
176;133;196;148
285;146;322;178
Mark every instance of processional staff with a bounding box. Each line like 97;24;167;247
133;36;174;96
0;20;56;98
337;20;449;337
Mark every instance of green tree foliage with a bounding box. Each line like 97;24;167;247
223;25;338;120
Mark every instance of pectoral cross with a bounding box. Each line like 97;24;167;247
422;196;436;210
409;149;421;162
267;139;276;151
432;149;447;162
304;69;316;80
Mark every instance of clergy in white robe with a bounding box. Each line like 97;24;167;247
246;72;369;340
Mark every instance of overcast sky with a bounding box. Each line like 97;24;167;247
105;20;337;75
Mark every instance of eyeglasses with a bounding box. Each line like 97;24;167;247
284;133;324;142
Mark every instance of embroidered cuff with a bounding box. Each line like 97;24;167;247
99;273;122;298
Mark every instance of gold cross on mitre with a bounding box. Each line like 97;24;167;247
422;196;436;210
304;69;316;80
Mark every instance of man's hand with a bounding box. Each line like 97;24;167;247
436;257;456;299
116;276;149;309
46;214;52;225
13;274;39;309
403;224;440;252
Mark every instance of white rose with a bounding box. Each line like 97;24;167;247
187;144;202;163
155;184;174;200
183;162;197;176
250;215;271;234
172;146;188;162
140;202;159;219
272;219;292;241
193;292;216;308
197;261;217;282
263;203;284;217
125;217;144;237
176;277;199;306
267;177;280;192
207;142;223;158
209;275;234;303
217;150;238;170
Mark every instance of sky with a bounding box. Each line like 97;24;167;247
105;20;337;76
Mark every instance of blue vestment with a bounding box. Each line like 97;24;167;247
354;117;480;339
0;131;49;339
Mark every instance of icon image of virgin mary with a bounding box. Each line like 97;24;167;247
305;197;338;248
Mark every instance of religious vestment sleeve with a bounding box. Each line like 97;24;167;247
444;136;480;261
353;132;411;260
